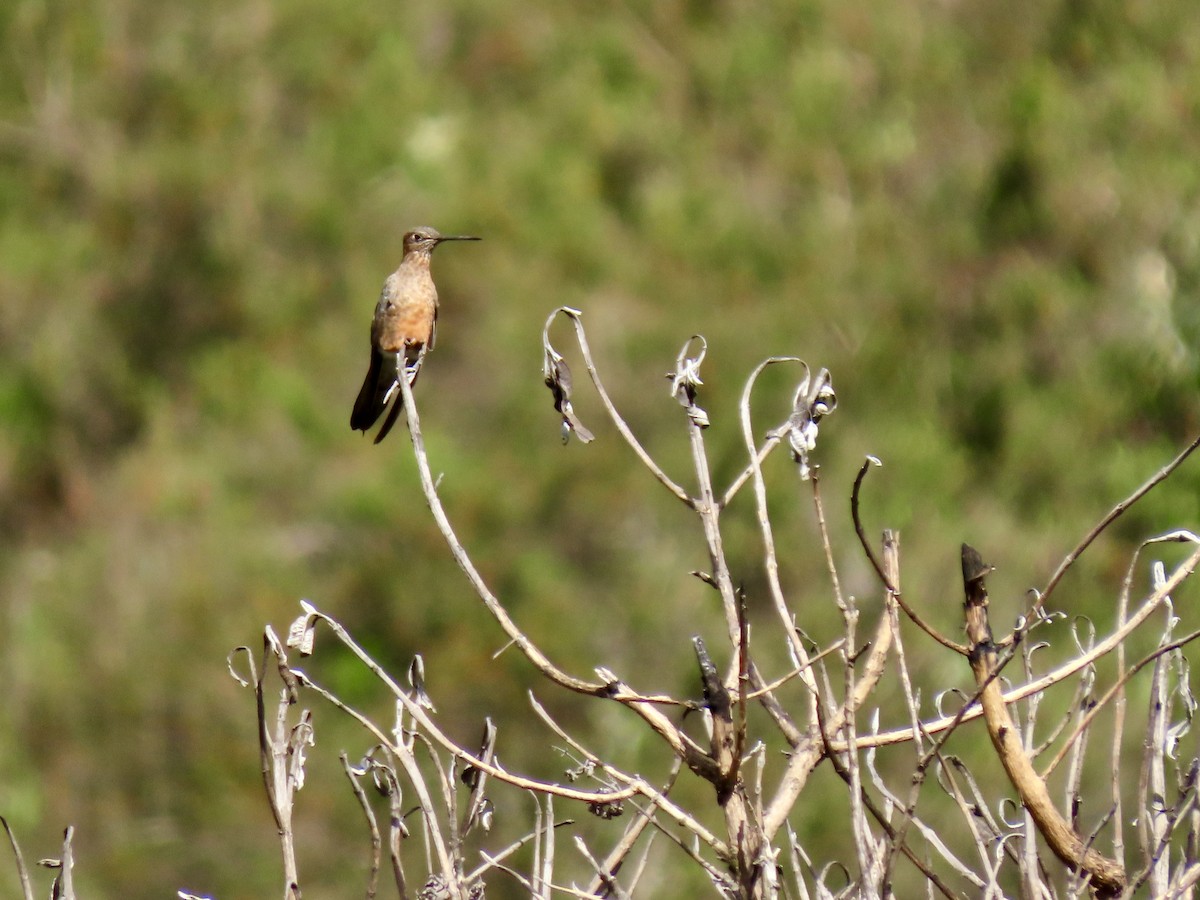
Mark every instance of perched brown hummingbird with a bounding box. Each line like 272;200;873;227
350;227;480;443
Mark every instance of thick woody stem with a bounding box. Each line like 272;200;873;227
961;544;1126;898
694;636;764;897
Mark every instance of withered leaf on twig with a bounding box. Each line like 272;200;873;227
287;600;320;656
587;789;625;819
668;335;709;428
461;718;497;836
408;654;436;712
542;313;595;444
692;635;729;719
773;366;837;480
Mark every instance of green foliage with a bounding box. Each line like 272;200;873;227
1;0;1200;895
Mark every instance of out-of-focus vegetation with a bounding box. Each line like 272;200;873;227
2;0;1199;895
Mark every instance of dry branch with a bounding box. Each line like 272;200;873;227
961;544;1126;898
223;314;1200;898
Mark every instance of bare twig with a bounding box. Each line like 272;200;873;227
1026;432;1200;621
864;740;985;889
737;357;820;712
743;640;845;700
396;373;720;782
850;458;967;655
466;818;575;883
838;541;1200;752
341;753;385;900
813;693;957;899
0;816;33;900
1041;628;1200;780
575;834;633;900
544;307;691;505
582;761;680;898
295;658;635;807
242;629;308;900
398;372;603;695
36;826;77;900
527;693;731;860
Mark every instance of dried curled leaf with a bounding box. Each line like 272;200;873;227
265;625;300;702
565;758;596;782
287;599;320;656
692;635;729;718
289;710;314;791
773;366;837;479
461;717;497;836
587;789;625;820
668;335;709;428
542;309;595;444
408;654;436;712
227;646;255;688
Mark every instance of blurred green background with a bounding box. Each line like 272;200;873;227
2;0;1200;896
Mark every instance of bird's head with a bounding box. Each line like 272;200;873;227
403;227;481;257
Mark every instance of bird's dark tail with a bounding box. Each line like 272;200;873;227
350;348;386;433
372;392;404;443
352;348;424;443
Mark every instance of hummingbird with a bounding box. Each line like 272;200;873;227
350;227;480;443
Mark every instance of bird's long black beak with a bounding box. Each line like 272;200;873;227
436;235;481;244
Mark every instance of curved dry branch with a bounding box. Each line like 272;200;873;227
398;372;601;695
528;693;731;861
1026;432;1200;623
1040;627;1200;780
851;457;967;655
544;307;692;506
396;375;715;776
833;539;1200;752
298;661;637;808
0;816;34;900
736;356;819;687
293;605;711;810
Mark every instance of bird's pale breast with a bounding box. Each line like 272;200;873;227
373;269;437;352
